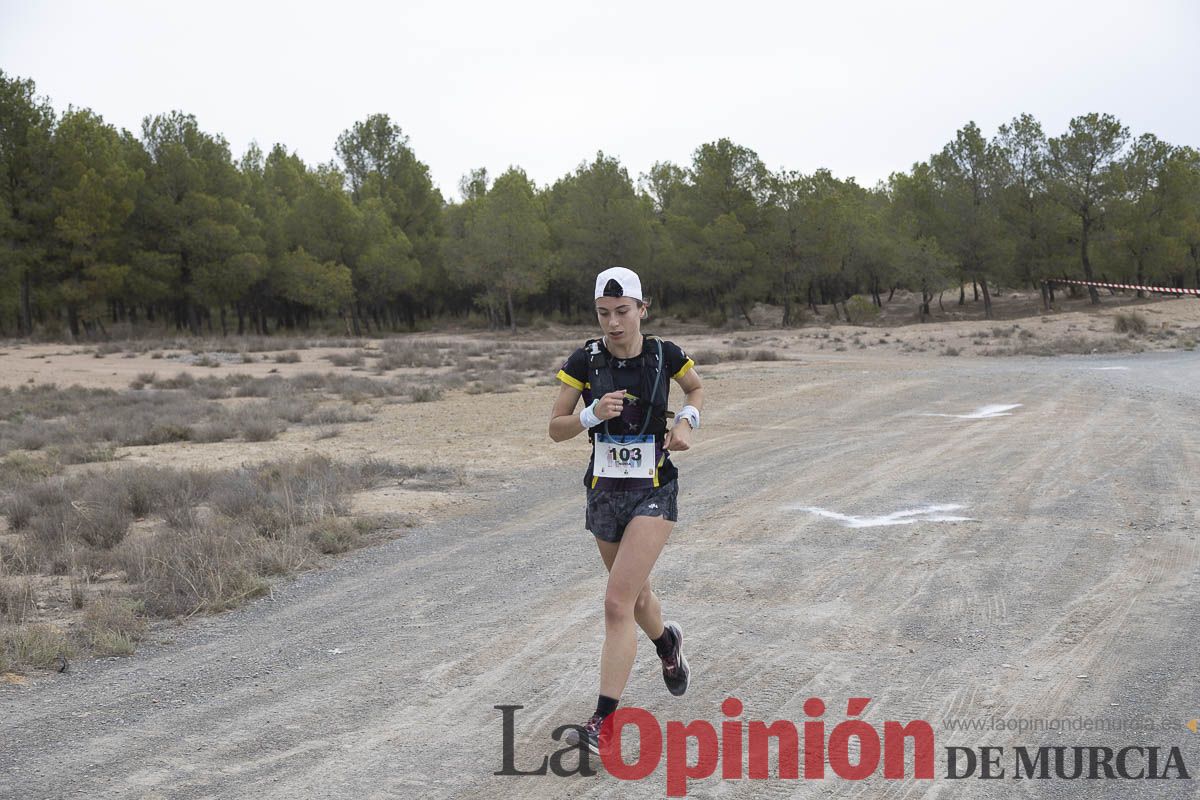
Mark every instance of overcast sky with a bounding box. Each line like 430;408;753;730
2;0;1196;199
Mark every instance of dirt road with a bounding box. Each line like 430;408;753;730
3;349;1199;799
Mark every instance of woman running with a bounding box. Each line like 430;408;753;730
549;266;704;754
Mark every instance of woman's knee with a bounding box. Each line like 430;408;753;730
604;589;636;625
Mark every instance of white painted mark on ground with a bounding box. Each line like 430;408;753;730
1089;366;1130;371
919;403;1022;419
787;504;974;528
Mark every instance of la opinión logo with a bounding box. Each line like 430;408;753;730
496;696;935;796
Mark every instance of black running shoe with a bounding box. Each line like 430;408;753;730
564;712;609;756
660;621;690;696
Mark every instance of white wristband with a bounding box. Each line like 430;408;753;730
580;400;602;429
675;405;700;430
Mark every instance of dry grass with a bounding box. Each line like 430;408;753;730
0;578;36;624
303;404;372;425
409;385;444;403
80;596;146;656
0;623;73;673
0;454;438;670
0;372;419;484
325;351;367;367
689;347;782;365
981;335;1140;357
119;521;272;617
1113;312;1148;334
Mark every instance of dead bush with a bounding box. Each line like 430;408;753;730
410;385;444;403
326;351;366;367
303;404;372;425
119;522;268;617
307;518;362;554
0;578;36;624
1113;312;1147;334
74;503;133;549
234;403;286;442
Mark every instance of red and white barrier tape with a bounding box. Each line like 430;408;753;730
1043;278;1200;297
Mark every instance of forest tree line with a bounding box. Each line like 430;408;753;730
2;69;1199;338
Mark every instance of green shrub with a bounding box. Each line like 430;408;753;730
845;295;880;321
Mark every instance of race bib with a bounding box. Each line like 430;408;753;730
594;433;656;479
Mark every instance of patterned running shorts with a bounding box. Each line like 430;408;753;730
585;479;679;543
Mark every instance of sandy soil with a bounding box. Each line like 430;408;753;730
2;295;1200;798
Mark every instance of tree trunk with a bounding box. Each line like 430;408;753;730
506;289;517;334
973;281;979;302
958;283;966;306
979;277;993;319
19;269;32;337
738;302;753;326
1080;213;1100;304
189;302;202;335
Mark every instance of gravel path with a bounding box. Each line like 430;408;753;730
3;351;1199;799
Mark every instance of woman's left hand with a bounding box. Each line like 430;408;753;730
664;421;692;451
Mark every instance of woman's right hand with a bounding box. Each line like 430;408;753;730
594;390;626;421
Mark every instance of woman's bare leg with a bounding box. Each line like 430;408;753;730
596;515;674;699
595;538;666;639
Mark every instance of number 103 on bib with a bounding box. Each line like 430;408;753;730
594;433;656;478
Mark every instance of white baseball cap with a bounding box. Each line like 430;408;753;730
594;267;643;301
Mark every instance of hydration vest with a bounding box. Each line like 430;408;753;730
584;335;671;440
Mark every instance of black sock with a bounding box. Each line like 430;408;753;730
652;626;675;659
595;694;619;719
